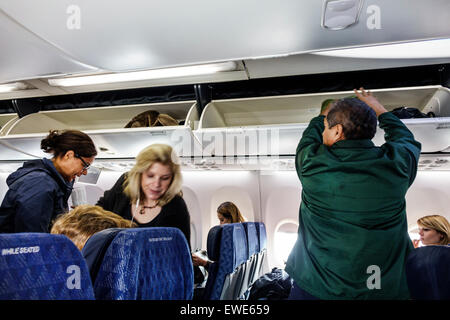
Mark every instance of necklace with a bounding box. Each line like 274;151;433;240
139;203;158;215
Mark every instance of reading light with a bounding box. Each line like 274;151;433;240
312;38;450;59
0;82;29;93
48;61;238;87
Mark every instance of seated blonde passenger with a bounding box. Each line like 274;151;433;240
413;215;450;248
51;205;136;250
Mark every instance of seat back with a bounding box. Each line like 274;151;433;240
255;222;269;277
93;227;194;300
81;228;124;283
203;223;248;300
0;233;94;300
406;245;450;300
242;222;260;287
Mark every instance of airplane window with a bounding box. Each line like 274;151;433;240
274;221;298;267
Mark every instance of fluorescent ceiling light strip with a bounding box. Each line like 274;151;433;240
312;38;450;59
48;61;238;87
0;82;28;93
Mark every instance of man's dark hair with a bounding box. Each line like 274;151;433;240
326;98;377;140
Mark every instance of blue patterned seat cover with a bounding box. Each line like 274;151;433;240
255;222;267;251
93;227;194;300
242;222;259;256
204;223;248;300
0;233;95;300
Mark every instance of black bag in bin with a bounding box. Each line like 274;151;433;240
390;107;435;119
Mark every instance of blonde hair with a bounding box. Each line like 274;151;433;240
51;205;135;250
123;144;182;207
217;202;245;223
417;215;450;245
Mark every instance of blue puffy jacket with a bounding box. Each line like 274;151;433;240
0;158;73;233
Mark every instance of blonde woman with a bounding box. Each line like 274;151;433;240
413;215;450;248
51;205;135;250
96;144;191;244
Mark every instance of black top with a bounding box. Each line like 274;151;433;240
96;173;191;246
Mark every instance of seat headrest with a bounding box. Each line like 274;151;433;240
207;225;223;262
81;228;125;282
406;245;450;300
220;223;248;271
0;233;94;300
242;222;259;256
255;222;267;250
94;227;193;300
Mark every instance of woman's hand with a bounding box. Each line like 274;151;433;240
192;254;208;267
412;239;420;248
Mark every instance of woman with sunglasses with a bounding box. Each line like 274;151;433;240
0;130;97;233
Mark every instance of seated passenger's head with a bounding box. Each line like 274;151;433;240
417;215;450;246
51;205;135;250
322;98;377;147
124;143;182;207
217;202;245;225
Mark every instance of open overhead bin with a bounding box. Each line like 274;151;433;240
0;113;17;135
0;101;202;160
196;85;450;157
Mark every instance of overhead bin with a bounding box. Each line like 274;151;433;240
0;113;17;135
0;101;202;160
197;85;450;156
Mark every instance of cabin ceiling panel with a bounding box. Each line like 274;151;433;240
0;10;97;84
0;0;449;80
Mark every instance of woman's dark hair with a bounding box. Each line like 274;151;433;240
326;98;377;140
40;130;97;158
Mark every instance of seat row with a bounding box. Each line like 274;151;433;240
0;227;193;300
201;222;268;300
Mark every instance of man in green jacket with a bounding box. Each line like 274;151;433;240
285;88;421;299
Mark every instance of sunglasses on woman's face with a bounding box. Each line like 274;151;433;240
75;153;91;171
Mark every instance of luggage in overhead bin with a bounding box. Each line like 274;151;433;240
391;107;435;119
124;110;179;128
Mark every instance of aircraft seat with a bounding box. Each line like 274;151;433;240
203;223;248;300
92;227;194;300
242;222;260;287
0;233;95;300
81;228;124;283
405;245;450;300
255;222;269;277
